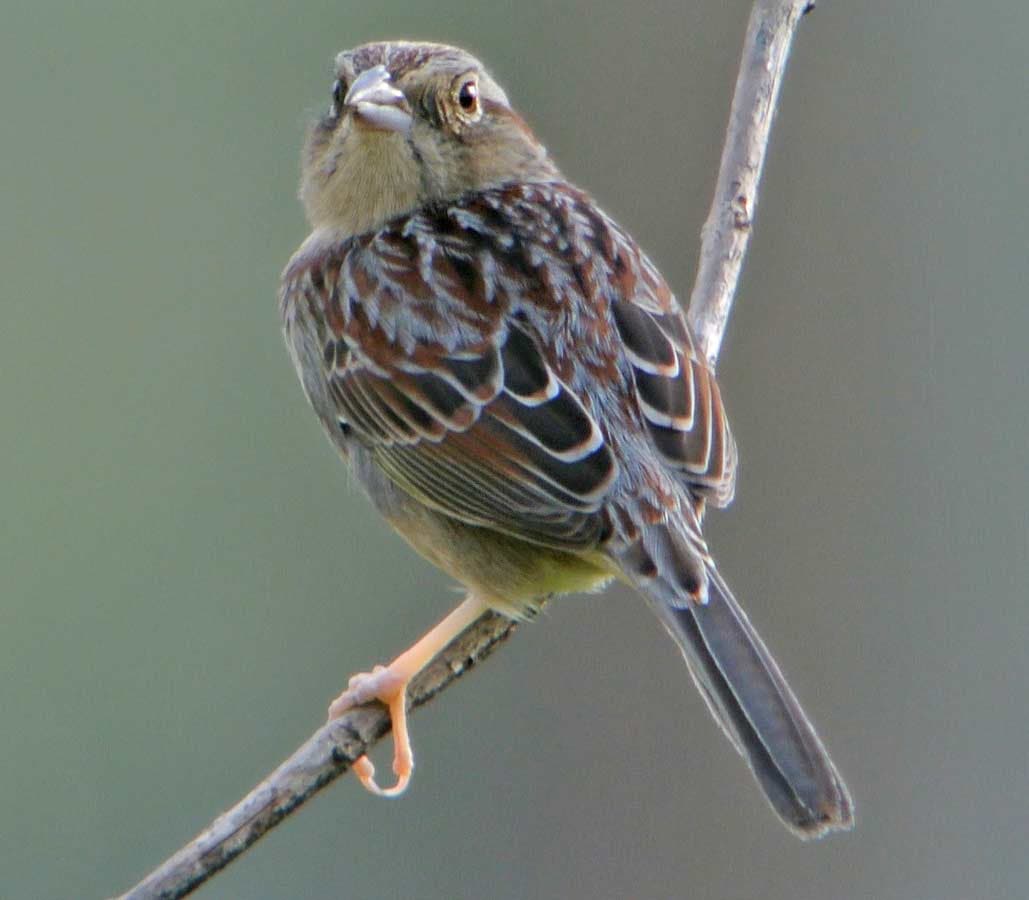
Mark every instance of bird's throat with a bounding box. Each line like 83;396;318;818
303;130;423;237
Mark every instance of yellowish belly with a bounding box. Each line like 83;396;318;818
383;501;616;619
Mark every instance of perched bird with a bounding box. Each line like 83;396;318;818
280;40;853;837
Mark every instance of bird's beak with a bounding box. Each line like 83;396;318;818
344;65;413;134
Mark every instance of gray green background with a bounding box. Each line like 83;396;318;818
2;2;1027;898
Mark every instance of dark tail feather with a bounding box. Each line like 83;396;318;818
620;530;854;837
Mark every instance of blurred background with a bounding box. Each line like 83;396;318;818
2;1;1026;897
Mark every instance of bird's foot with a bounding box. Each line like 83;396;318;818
325;594;489;798
328;665;413;797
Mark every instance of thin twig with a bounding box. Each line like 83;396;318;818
116;613;517;899
689;0;813;365
114;3;810;896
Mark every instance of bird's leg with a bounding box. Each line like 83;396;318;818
327;593;489;797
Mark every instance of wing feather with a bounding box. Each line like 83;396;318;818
281;181;736;553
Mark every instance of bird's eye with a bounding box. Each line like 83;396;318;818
456;79;479;116
329;78;346;116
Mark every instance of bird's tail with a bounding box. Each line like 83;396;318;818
615;524;854;838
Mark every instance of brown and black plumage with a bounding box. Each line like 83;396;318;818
281;40;852;835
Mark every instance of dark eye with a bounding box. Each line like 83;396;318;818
330;78;346;114
457;79;479;114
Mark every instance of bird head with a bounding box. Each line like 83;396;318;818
300;41;558;236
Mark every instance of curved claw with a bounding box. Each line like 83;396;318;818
352;754;412;798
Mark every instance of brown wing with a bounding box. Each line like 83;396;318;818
281;181;734;555
281;209;618;550
576;198;737;508
337;323;616;547
608;290;737;507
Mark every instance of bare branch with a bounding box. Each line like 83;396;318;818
113;613;516;899
689;0;813;365
113;3;811;896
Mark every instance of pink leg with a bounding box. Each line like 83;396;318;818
327;594;488;797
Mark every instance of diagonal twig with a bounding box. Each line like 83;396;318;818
116;613;517;900
114;3;813;896
689;0;814;365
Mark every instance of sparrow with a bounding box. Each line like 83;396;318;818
280;40;853;837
